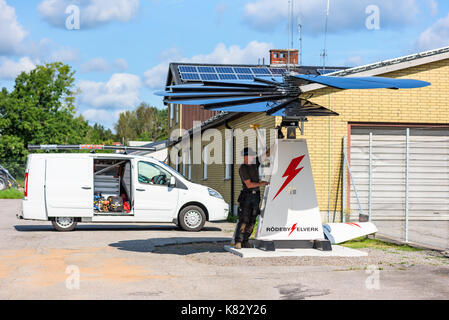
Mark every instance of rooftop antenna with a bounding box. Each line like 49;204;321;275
287;0;294;72
297;0;303;67
321;0;332;222
321;0;330;71
298;18;303;66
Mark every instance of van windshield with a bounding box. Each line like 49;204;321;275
156;160;184;178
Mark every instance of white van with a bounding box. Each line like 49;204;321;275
18;153;229;231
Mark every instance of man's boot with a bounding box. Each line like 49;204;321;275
242;241;252;248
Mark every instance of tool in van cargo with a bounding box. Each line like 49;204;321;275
108;196;123;212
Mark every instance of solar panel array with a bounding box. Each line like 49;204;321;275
178;65;288;82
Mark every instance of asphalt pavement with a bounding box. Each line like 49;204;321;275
1;199;448;300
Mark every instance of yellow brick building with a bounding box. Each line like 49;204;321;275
165;47;449;223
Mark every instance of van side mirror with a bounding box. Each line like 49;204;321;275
169;176;176;187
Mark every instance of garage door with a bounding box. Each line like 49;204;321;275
349;126;449;248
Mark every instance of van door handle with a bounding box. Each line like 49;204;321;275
136;188;146;192
82;186;92;190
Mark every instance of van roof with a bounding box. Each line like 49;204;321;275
29;153;155;161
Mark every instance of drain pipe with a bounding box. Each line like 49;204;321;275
225;121;235;216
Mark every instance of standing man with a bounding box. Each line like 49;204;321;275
234;147;269;249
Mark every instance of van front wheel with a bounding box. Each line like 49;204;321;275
52;217;77;232
178;206;206;232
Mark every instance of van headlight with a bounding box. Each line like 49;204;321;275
208;188;223;199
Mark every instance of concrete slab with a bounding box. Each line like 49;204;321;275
224;244;368;258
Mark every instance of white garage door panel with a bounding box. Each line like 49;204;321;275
350;127;449;221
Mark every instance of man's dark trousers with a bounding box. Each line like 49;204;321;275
235;191;260;245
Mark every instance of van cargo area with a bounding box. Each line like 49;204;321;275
93;159;133;216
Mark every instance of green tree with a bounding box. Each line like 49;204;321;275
114;103;168;143
86;123;117;145
0;62;90;178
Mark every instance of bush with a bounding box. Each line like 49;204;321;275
0;188;24;199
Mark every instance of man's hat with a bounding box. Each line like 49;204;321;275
242;147;256;156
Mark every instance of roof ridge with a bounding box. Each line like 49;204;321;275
325;46;449;77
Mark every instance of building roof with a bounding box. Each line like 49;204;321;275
131;139;168;155
166;62;347;87
300;46;449;92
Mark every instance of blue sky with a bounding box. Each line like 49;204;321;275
1;0;449;131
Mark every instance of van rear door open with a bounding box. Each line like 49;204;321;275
46;157;93;218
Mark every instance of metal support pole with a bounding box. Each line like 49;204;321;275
369;132;373;222
405;128;410;243
343;147;364;218
328;116;331;223
342;136;347;223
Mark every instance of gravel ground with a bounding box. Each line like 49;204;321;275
154;241;449;270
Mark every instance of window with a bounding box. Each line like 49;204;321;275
203;145;208;180
183;150;192;180
225;137;233;180
182;152;187;177
169;104;174;127
175;104;179;124
138;161;172;186
257;129;266;177
188;156;192;180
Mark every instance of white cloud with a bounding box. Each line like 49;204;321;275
345;56;364;67
38;0;140;29
81;57;129;73
82;108;125;127
113;58;128;72
81;57;110;73
0;0;28;55
144;41;273;89
216;2;228;25
243;0;420;34
0;57;36;80
144;61;170;90
426;0;438;16
78;73;141;109
416;13;449;51
49;46;79;62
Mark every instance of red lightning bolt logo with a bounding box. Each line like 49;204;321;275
346;222;362;228
273;155;305;200
288;223;298;236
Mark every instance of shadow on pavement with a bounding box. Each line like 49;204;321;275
109;237;231;254
14;225;223;232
